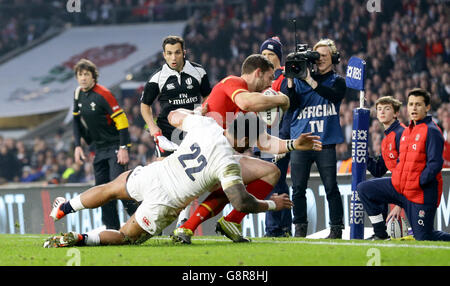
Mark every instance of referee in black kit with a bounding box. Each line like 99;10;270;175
140;35;211;154
140;35;211;226
72;58;138;230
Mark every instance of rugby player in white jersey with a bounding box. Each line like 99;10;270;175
43;109;321;247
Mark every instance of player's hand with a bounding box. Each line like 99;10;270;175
277;92;290;111
269;193;293;211
386;205;402;222
195;103;209;116
294;132;322;151
148;125;162;138
74;146;86;164
117;148;129;165
154;133;179;153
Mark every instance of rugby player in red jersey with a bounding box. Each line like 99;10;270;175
172;54;322;243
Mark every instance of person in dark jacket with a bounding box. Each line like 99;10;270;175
72;58;138;230
284;38;346;239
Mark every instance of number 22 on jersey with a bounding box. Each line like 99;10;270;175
177;143;208;181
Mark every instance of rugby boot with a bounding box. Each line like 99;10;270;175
49;197;67;221
171;228;193;244
43;232;83;248
215;217;250;243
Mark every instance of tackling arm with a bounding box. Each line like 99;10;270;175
257;132;322;154
223;183;292;213
167;108;196;130
234;91;290;112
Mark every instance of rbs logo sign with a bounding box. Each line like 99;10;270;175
346;66;362;81
345;57;366;91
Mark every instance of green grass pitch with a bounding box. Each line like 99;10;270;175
0;234;449;266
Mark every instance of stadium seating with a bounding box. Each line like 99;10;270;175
0;0;448;184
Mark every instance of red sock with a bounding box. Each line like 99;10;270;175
181;188;228;232
225;179;273;224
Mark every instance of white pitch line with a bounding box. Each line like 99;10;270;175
154;236;450;250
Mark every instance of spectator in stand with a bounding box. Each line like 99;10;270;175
1;0;449;189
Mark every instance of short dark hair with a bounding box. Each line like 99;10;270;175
74;59;99;83
162;35;185;51
407;88;431;106
227;112;266;147
241;54;274;75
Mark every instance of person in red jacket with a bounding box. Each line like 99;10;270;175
357;88;450;241
367;96;406;223
367;96;405;176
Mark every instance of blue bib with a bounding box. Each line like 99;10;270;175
290;74;344;145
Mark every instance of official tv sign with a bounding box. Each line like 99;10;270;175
346;57;366;91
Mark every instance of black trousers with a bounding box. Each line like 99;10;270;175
94;145;139;230
290;146;344;227
358;177;450;241
262;153;292;236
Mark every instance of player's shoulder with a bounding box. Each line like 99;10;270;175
220;75;244;84
188;61;206;70
92;83;111;94
148;66;164;84
184;60;207;78
91;84;121;109
188;114;220;129
184;115;222;137
92;84;115;100
427;118;444;138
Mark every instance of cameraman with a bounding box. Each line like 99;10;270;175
283;38;346;238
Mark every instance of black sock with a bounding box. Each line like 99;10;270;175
75;234;88;246
373;221;388;238
60;201;74;214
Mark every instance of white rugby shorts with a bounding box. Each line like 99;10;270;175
126;164;180;235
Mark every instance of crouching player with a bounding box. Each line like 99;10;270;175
43;109;320;247
357;89;450;241
366;96;406;234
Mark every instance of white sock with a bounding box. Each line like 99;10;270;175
69;195;85;212
85;230;101;246
369;214;384;224
177;203;192;226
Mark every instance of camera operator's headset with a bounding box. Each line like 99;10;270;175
331;49;340;65
314;39;340;65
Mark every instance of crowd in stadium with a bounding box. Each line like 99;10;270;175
0;0;449;185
